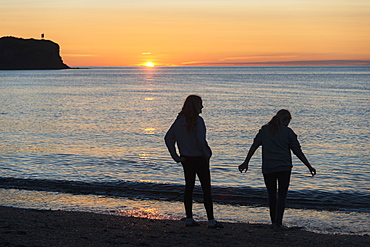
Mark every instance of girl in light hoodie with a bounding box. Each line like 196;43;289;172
165;95;223;229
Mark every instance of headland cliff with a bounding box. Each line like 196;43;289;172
0;36;69;70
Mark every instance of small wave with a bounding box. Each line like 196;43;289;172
0;177;369;213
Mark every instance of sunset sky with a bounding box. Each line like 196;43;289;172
1;0;370;67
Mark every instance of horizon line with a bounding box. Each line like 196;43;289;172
70;63;370;68
67;60;370;67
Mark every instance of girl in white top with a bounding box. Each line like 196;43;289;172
165;95;222;228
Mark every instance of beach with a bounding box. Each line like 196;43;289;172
1;206;369;247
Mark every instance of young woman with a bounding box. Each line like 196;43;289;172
239;109;316;230
165;95;223;228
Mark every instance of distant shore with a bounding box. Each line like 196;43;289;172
1;206;369;247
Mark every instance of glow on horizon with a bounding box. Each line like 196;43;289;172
1;0;370;67
145;62;155;67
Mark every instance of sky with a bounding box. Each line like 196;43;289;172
1;0;370;67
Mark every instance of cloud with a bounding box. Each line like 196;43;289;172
181;54;300;66
218;55;299;62
181;60;370;66
64;54;96;57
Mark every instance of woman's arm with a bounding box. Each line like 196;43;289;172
197;117;212;161
289;130;316;176
292;149;316;176
239;130;262;173
164;122;182;162
239;142;260;173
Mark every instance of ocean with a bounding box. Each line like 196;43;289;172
0;66;369;235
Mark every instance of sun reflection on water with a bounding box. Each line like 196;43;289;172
144;127;156;134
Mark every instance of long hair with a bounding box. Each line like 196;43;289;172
178;95;202;132
266;109;292;134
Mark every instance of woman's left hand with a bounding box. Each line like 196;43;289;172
238;163;248;173
309;167;316;176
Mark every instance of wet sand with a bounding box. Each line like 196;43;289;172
0;206;369;247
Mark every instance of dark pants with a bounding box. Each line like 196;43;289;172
181;156;214;220
263;170;291;226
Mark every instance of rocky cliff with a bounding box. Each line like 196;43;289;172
0;36;69;70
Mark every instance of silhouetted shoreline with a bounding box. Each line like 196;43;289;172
0;206;369;247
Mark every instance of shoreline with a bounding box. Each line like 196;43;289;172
1;188;369;236
1;206;369;247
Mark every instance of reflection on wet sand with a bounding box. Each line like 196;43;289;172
1;188;369;235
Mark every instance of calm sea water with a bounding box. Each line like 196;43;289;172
1;66;369;234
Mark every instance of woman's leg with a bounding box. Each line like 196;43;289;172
194;158;214;220
275;170;291;226
263;172;278;224
182;161;196;219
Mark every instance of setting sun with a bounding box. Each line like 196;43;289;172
145;62;155;67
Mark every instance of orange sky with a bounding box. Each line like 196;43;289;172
1;0;370;67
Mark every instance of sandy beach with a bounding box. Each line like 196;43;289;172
0;206;369;247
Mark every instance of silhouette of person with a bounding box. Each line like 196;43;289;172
41;33;44;39
239;109;316;231
165;95;223;228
